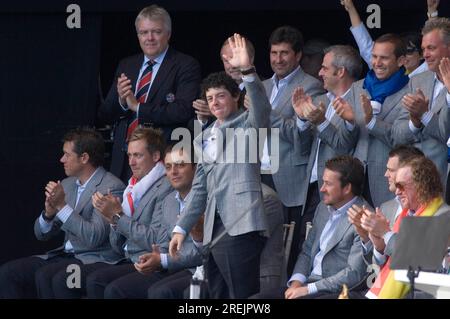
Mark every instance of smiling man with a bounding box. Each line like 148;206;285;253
393;17;450;190
337;33;410;208
169;34;271;299
98;5;201;182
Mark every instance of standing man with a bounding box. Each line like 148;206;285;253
290;45;362;271
261;26;324;273
334;33;410;207
170;34;271;299
393;17;450;189
0;128;125;298
98;5;201;182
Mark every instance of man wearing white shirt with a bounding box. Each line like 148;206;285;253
393;17;450;190
290;45;362;272
253;156;368;299
0;128;125;299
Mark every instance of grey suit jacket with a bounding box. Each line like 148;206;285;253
384;202;450;258
177;75;271;245
392;71;450;187
350;78;410;207
292;197;368;293
263;68;325;207
34;167;125;264
259;183;284;291
155;191;203;273
305;93;359;198
110;175;173;263
380;197;401;229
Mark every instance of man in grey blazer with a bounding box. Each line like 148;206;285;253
99;145;202;298
334;33;410;207
86;127;172;298
261;25;324;273
289;45;362;272
169;34;271;299
253;155;368;298
0;128;125;299
393;18;450;189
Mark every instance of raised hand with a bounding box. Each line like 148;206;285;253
45;181;66;211
439;57;450;92
92;191;122;221
402;88;429;121
222;33;252;70
292;87;312;118
305;101;326;125
332;97;355;123
360;94;373;124
347;204;369;243
193;99;212;121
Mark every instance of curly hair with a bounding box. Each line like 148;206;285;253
402;156;443;204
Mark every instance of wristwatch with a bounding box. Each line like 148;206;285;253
111;211;124;225
240;66;256;75
41;211;55;222
427;11;438;18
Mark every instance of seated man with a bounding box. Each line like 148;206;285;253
254;155;369;298
85;127;172;298
0;128;125;298
103;144;203;298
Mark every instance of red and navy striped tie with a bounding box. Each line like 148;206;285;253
126;59;155;140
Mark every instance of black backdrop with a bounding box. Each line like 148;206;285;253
1;0;447;263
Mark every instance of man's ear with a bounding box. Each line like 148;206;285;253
80;152;90;164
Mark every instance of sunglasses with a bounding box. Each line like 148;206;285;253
394;181;413;192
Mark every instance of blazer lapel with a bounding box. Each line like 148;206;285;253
133;176;162;220
146;48;175;103
322;217;351;255
73;168;105;214
378;86;406;120
272;70;305;116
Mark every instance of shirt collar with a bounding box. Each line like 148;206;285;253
271;65;301;87
143;46;169;67
76;167;100;189
327;196;358;217
326;87;351;102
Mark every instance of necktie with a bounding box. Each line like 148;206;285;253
127;177;138;216
126;60;155;141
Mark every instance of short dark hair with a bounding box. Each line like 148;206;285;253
325;155;364;196
374;33;407;58
62;127;104;167
164;142;195;165
389;145;424;166
129;127;166;159
201;71;240;100
269;25;304;54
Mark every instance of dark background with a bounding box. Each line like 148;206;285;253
1;0;447;263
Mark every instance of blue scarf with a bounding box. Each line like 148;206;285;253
363;67;409;104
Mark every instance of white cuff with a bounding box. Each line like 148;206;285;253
119;98;128;111
420;111;433;126
408;120;421;134
56;204;73;223
287;273;307;287
242;74;256;82
38;215;53;233
296;117;311;131
366;116;377;130
307;282;318;295
160;253;168;269
317;119;331;132
173;225;187;236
